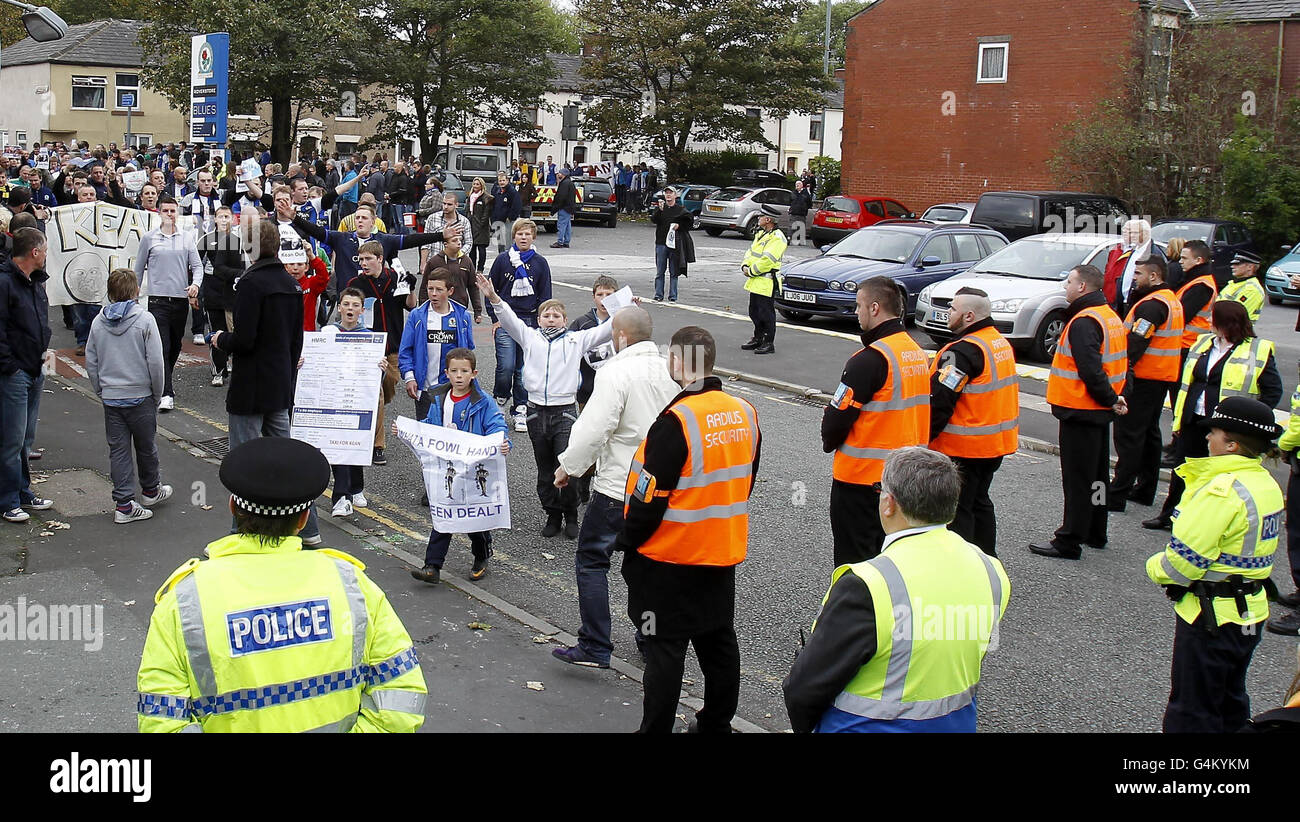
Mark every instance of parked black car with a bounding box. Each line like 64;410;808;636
1150;218;1258;280
969;190;1131;242
732;169;792;189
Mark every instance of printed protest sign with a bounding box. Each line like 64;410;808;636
395;416;510;533
45;203;161;306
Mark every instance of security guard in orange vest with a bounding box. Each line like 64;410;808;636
1030;264;1128;560
1176;239;1219;350
927;286;1019;557
620;326;761;733
1109;256;1184;512
823;276;929;565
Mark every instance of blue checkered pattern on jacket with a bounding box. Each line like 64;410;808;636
1169;537;1213;569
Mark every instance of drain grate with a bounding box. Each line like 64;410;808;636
193;437;230;459
783;394;827;408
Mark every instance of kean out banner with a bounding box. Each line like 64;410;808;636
395;416;511;534
45;202;160;307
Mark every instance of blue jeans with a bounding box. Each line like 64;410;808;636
654;244;680;300
575;492;631;661
0;370;42;511
390;203;409;235
425;528;491;569
73;304;101;347
227;409;320;539
493;326;527;408
556;209;572;245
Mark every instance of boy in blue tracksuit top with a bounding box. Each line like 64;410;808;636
398;268;475;422
406;348;511;584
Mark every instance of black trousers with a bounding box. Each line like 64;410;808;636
639;624;740;734
527;403;578;517
1163;615;1262;733
830;479;884;566
748;292;776;342
1052;418;1110;555
1110;378;1171;505
1286;467;1300;591
950;456;1002;556
1158;417;1209;519
190;303;205;335
148;296;189;398
206;309;230;375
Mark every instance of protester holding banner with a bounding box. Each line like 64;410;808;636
134;195;204;412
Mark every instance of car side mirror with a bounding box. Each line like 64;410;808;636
920;255;942;267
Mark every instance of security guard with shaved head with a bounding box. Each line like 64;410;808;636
136;438;427;732
927;286;1019;556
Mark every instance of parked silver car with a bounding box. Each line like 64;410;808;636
699;186;792;239
920;202;976;224
915;233;1118;362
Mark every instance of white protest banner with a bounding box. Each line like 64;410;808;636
580;161;615;179
600;285;635;315
123;170;148;196
396;416;511;534
238;158;261;181
45;202;161;307
291;331;387;466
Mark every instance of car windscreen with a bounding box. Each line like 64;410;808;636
1151;221;1213;246
457;154;500;174
827;229;922;263
709;188;752;202
967;239;1096;279
823;196;861;214
972;195;1034;226
923;206;967;222
580;181;612;199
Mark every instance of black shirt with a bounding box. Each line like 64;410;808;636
651;203;691;245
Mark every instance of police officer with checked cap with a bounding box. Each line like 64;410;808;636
136;437;427;732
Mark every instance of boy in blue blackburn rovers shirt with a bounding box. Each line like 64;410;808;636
402;348;511;584
398;268;475;422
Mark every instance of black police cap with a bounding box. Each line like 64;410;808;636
219;437;330;516
1230;250;1261;266
1208;396;1283;441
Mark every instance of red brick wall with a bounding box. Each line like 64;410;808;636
842;0;1140;211
1234;20;1300;111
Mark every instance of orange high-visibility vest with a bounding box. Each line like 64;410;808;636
929;325;1020;459
1046;304;1127;410
624;390;758;567
832;331;930;484
1125;288;1184;382
1177;274;1217;348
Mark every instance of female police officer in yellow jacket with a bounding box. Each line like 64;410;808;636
1146;395;1283;733
136;437;427;732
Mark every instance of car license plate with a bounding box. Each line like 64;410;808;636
932;309;949;323
783;291;816;304
825;217;843;224
707;205;723;212
582;206;601;213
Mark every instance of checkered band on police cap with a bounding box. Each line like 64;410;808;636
1208;396;1284;440
220;437;331;515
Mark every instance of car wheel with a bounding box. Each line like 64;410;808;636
778;308;812;322
1030;311;1067;363
744;221;760;240
704;226;723;237
1269;295;1283;305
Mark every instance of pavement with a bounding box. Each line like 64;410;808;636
2;216;1298;734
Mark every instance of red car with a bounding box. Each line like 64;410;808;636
810;196;914;248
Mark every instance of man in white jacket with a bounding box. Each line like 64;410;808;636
550;307;679;668
478;272;613;540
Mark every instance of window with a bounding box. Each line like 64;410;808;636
519;146;538;163
863;200;885;218
766;189;792;206
977;43;1008;84
884;200;910;218
523;105;540;127
125;133;152;149
573;145;587;164
745;107;761;119
751;153;768;169
335;141;357;157
1146;15;1177;106
15;131;27;145
71;75;107;110
600;150;617;162
809;117;822;142
114;73;139;110
953;233;985;262
919;236;956;264
979;235;1008;255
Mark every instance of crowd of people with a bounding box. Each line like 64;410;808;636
3;137;1299;735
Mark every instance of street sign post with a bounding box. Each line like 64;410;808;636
189;32;229;153
118;89;136;150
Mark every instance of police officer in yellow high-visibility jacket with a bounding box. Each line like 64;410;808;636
1147;396;1283;733
783;448;1010;733
1029;264;1128;561
137;438;427;733
620;326;760;733
1219;250;1266;322
740;206;787;355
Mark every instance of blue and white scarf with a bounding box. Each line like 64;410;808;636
509;244;536;297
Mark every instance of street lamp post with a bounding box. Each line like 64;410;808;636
0;0;68;58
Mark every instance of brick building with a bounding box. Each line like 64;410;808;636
840;0;1299;210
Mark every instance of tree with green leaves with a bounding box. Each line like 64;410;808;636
575;0;835;180
138;0;364;165
787;0;873;70
361;0;566;161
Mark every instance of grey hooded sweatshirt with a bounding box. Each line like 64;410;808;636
85;301;165;401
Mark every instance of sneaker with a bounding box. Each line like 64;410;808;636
3;508;29;523
331;497;353;517
114;502;153;524
211;373;224;387
22;497;53;510
301;534;322;546
372;447;387;466
158;395;175;412
351;492;368;508
551;645;610;668
411;564;441;584
1265;609;1300;636
514;417;528;433
470;554;489;580
193;334;205;345
75;345;85;357
542;512;562;538
141;485;172;507
515;404;527;416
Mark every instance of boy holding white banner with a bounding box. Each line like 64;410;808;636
400;348;511;584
